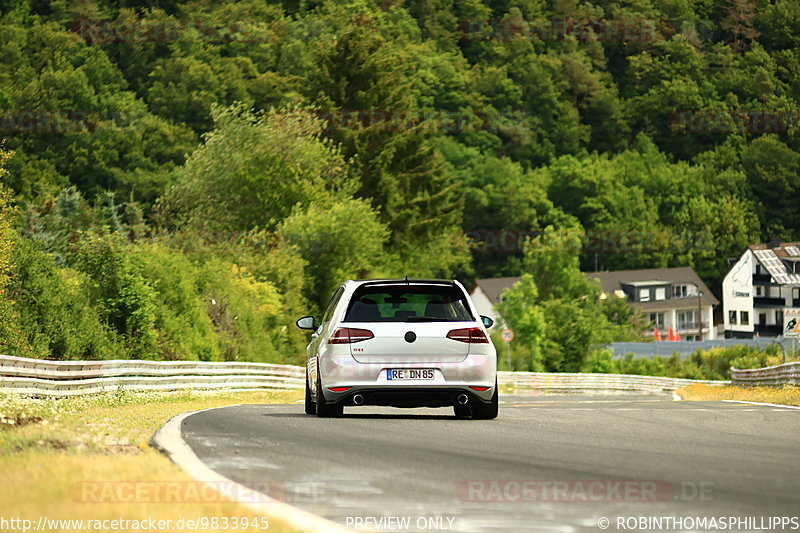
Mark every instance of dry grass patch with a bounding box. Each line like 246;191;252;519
677;383;800;406
0;389;305;532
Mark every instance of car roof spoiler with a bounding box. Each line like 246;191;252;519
356;278;456;288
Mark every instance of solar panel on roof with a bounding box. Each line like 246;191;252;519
786;246;800;257
753;249;800;284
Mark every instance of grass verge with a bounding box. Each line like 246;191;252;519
676;383;800;406
0;389;304;532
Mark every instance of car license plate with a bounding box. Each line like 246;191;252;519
387;369;434;380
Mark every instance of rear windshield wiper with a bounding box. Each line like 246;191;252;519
404;316;452;322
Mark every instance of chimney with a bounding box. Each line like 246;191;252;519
769;236;781;249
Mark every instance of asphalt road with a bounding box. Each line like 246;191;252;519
182;395;800;532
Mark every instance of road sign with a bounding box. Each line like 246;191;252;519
500;328;514;343
784;308;800;338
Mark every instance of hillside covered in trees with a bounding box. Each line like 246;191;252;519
0;0;798;367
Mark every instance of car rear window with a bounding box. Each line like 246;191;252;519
343;284;474;322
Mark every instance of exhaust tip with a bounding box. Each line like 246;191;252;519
457;394;469;405
353;394;364;405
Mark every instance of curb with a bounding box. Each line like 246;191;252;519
151;406;356;533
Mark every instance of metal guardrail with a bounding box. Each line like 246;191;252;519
731;362;800;386
0;355;304;396
498;371;727;393
0;354;730;396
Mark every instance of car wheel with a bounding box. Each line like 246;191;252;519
315;375;343;418
471;380;498;420
304;374;316;415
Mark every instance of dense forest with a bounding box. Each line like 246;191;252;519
0;0;798;368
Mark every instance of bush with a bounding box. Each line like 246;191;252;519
8;239;121;359
71;233;159;358
581;349;616;373
133;244;219;361
612;345;783;380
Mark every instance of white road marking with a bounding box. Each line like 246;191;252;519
721;400;800;410
505;406;766;411
151;406;355;533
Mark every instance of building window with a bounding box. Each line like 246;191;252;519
794;288;800;300
639;290;650;302
729;311;737;325
648;313;665;328
673;284;687;297
655;287;666;300
740;311;749;325
677;310;697;330
755;286;763;297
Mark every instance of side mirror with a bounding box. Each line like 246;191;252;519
480;315;494;329
296;316;318;330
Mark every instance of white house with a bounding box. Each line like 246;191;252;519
722;241;800;338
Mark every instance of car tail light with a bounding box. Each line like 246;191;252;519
328;386;352;392
469;386;491;391
446;327;489;343
329;327;374;344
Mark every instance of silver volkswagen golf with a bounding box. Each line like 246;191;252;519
296;279;498;419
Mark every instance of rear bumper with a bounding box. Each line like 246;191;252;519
316;350;496;403
321;387;494;408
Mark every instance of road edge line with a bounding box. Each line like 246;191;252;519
151;406;357;533
720;400;800;410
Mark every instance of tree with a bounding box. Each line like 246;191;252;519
157;104;354;232
0;151;15;293
721;0;760;52
0;149;32;356
741;135;800;238
498;227;641;371
496;274;549;370
277;198;389;308
304;10;465;270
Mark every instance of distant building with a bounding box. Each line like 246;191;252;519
585;267;718;341
469;277;520;328
722;241;800;338
470;267;718;340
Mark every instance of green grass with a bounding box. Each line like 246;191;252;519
0;389;305;532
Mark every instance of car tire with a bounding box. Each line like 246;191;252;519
471;380;498;420
315;376;343;418
304;373;316;415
